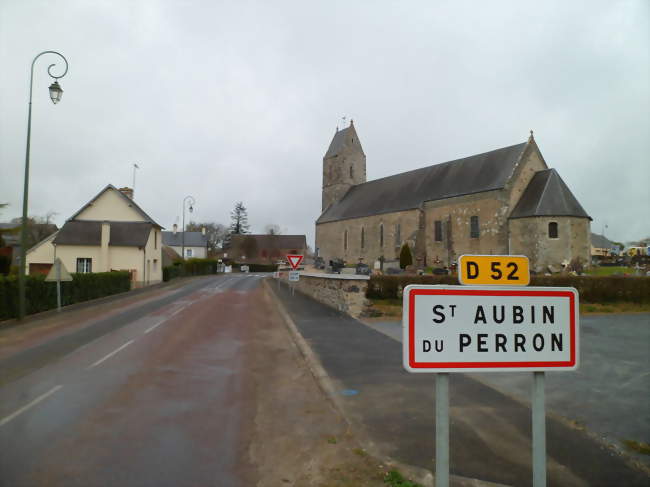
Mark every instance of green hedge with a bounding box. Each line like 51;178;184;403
366;274;650;304
163;258;222;281
0;271;131;320
162;260;277;282
244;263;277;272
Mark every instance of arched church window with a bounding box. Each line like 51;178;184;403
361;227;365;249
350;165;354;179
379;223;384;247
344;230;348;250
548;222;558;239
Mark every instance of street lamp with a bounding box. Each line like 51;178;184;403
181;195;195;260
18;51;69;320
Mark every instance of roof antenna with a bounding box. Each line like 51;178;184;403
132;163;139;196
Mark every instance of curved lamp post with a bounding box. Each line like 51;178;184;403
181;196;195;259
18;51;69;320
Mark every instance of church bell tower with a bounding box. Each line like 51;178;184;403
322;120;366;211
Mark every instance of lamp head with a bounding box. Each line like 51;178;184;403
49;80;63;104
189;205;193;213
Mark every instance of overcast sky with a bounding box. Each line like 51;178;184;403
1;0;648;247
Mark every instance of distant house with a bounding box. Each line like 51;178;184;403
26;185;163;286
227;234;307;264
1;221;58;267
161;245;181;267
591;233;618;260
162;226;208;259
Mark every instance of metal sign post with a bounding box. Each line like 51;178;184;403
45;258;72;312
533;371;546;487
286;255;303;298
435;373;450;487
56;259;62;312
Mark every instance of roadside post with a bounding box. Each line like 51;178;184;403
44;258;73;312
286;254;303;297
403;255;579;487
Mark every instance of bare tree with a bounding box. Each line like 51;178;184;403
264;224;281;235
185;221;228;252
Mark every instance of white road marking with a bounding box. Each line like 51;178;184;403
170;306;185;317
0;385;63;427
88;340;134;368
144;319;166;334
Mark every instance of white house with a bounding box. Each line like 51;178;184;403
162;225;208;259
26;185;163;286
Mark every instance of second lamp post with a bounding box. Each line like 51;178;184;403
181;196;195;259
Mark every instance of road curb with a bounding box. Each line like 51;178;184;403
263;279;510;487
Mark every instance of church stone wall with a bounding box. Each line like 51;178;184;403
509;217;591;272
505;143;548;210
424;191;508;267
316;209;419;266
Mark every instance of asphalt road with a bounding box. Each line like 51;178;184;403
0;274;267;487
365;313;650;467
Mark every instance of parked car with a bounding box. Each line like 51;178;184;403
356;263;371;275
329;258;345;274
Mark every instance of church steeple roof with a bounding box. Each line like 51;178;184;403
324;122;364;158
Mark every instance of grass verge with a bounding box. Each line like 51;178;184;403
622;439;650;455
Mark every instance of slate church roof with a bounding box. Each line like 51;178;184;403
509;169;591;220
317;142;528;224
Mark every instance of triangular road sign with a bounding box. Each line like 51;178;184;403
45;258;73;282
286;254;304;270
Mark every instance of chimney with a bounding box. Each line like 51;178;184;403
201;226;206;236
173;223;178;235
118;187;134;200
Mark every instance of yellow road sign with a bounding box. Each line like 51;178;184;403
458;255;529;286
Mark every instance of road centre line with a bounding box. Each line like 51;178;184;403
0;385;63;427
144;319;166;334
88;340;134;368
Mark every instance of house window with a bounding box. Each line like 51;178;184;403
434;220;443;242
470;216;479;238
379;224;384;247
361;227;365;249
76;258;92;273
154;230;157;249
186;248;193;257
344;229;348;250
548;222;559;239
395;223;401;247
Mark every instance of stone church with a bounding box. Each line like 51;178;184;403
315;121;591;272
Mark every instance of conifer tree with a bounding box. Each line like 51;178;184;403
399;243;413;269
229;201;250;235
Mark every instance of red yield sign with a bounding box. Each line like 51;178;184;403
286;254;304;270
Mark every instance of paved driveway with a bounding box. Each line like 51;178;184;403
364;313;650;467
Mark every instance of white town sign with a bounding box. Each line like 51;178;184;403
403;285;579;373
